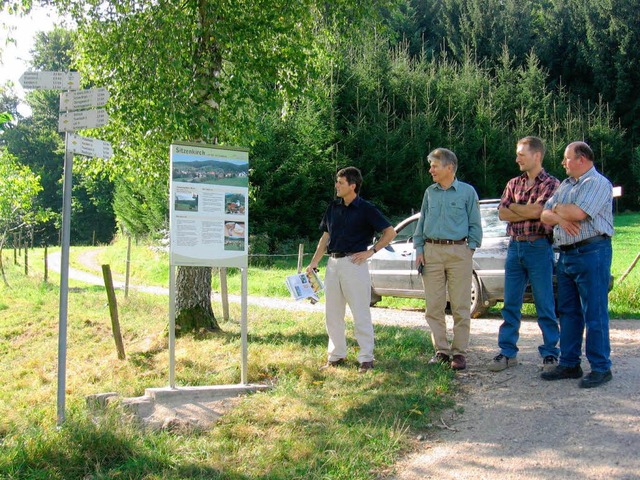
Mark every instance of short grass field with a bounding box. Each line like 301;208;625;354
0;212;637;479
0;252;455;479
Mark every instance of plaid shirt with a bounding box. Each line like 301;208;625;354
499;169;560;237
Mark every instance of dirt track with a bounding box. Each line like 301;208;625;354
386;317;640;480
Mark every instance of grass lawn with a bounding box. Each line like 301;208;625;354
0;255;454;480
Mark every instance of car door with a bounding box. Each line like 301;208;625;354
369;216;423;296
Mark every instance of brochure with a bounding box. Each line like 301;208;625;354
285;269;324;302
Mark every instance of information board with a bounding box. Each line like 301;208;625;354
169;142;249;268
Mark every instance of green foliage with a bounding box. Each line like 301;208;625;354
0;149;44;247
0;111;13;131
112;178;168;239
1;27;116;245
248;35;628;243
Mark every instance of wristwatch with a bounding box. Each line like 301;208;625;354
372;245;378;253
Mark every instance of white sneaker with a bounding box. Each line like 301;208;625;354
488;353;518;372
542;355;558;372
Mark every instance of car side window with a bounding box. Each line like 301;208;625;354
393;219;417;244
481;208;508;238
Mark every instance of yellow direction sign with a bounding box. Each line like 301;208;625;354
67;133;113;160
60;88;109;112
58;109;109;132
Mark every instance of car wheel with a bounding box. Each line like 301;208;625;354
370;288;381;307
470;274;488;319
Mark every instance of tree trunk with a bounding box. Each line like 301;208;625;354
175;266;220;334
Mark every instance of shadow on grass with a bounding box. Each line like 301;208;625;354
0;412;249;480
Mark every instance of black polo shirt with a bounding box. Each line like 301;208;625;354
320;196;392;253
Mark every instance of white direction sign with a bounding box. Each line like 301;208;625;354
60;88;109;112
58;109;109;132
67;133;113;160
19;71;81;90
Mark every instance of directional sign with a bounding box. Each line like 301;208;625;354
58;109;109;132
67;133;113;159
19;71;81;90
60;88;109;112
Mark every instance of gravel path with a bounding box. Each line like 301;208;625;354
50;250;640;479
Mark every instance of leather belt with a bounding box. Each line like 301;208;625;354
559;234;609;252
329;252;351;258
425;238;466;245
511;234;548;242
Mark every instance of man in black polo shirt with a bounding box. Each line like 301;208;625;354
307;167;396;373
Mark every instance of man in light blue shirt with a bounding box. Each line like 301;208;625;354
414;148;483;370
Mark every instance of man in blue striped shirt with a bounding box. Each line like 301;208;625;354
540;141;614;388
413;148;483;371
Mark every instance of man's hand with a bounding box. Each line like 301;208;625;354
350;250;373;265
558;219;581;237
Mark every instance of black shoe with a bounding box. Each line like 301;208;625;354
579;370;612;389
428;353;450;365
540;364;583;381
358;361;374;373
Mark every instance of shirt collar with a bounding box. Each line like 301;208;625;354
337;195;362;207
569;165;596;184
435;178;459;191
519;169;550;183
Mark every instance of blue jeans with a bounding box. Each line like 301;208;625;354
556;238;612;372
499;238;559;358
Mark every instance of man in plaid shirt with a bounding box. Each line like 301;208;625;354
488;136;561;372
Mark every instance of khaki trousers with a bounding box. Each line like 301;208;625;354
422;243;473;356
324;256;375;363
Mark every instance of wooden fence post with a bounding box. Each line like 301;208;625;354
297;243;304;273
124;235;132;298
44;245;48;283
618;252;640;284
220;267;230;321
101;264;126;360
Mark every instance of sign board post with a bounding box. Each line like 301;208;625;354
21;69;113;426
57;135;74;426
169;142;250;387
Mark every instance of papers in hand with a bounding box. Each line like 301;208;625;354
285;270;324;302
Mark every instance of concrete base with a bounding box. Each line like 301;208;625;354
87;383;271;431
144;383;271;402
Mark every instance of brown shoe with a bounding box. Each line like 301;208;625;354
319;358;345;370
451;354;467;370
428;352;451;365
358;361;374;373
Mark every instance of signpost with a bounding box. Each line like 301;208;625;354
67;133;113;160
21;69;112;425
19;71;81;90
